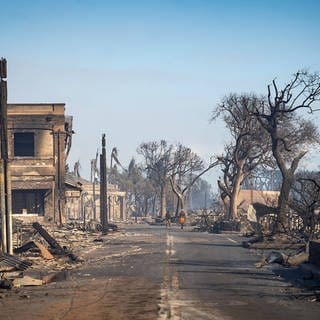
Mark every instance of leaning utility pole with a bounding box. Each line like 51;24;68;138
0;58;13;254
100;134;108;232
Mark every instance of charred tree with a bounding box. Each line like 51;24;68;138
289;171;320;240
251;71;320;232
138;140;173;217
169;143;218;213
212;93;271;220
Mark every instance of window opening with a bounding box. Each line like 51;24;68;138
12;189;46;215
14;132;35;156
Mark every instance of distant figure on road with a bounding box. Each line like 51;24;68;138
165;210;171;228
179;209;186;229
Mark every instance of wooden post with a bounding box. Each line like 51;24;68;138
0;160;7;251
100;134;108;232
93;177;96;220
57;130;63;226
53;129;66;226
0;58;12;254
6;164;12;254
91;154;98;221
100;154;105;227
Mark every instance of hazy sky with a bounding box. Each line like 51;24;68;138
2;0;320;188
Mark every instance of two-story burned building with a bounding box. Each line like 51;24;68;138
6;103;126;225
7;103;72;224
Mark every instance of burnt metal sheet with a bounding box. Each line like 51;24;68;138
0;252;32;271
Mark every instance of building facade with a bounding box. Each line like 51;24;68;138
7;103;71;223
65;174;126;223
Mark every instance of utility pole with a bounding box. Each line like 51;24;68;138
56;129;64;226
0;58;12;254
92;162;97;221
100;134;108;233
91;151;99;221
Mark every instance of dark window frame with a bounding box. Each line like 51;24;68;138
14;132;35;157
12;189;46;215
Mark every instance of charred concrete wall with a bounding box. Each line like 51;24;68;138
7;104;67;223
65;174;127;222
238;189;279;212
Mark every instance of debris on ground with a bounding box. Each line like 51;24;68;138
255;251;285;268
13;276;43;287
294;291;320;302
147;216;165;226
0;219;120;290
42;270;70;284
32;222;75;258
242;230;320;302
0;279;13;289
107;223;118;232
192;212;217;233
191;210;239;233
14;241;54;260
255;250;308;268
287;251;309;266
242;235;263;248
243;235;305;250
240;215;256;237
0;252;32;272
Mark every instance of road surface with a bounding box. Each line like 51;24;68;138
1;223;319;319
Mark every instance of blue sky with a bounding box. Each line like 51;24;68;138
2;0;320;188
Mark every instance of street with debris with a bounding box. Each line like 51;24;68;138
1;223;320;320
1;2;320;320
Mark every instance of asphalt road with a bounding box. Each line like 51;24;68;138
1;223;320;320
156;225;320;320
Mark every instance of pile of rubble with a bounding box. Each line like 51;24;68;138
0;221;118;290
193;217;240;233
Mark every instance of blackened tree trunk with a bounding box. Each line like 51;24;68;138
229;163;244;220
160;183;167;217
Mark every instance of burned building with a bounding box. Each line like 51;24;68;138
65;173;126;223
7;103;72;223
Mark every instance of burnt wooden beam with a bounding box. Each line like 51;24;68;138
32;222;64;255
13;241;36;254
32;222;78;261
13;240;54;260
